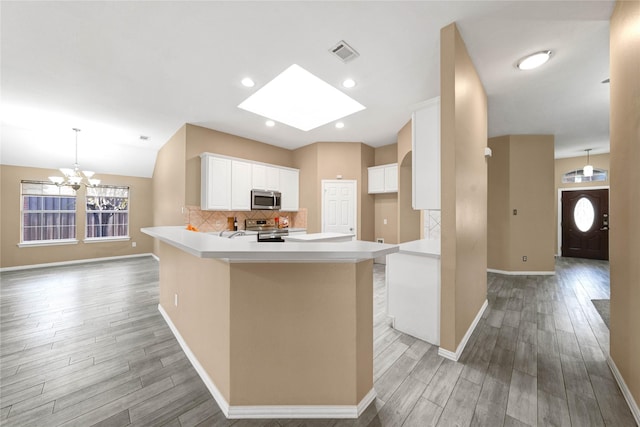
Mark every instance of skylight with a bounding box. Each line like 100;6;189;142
238;64;365;131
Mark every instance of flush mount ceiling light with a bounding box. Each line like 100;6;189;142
342;78;356;88
241;77;255;88
238;64;366;131
265;120;275;127
335;122;345;129
516;50;552;70
49;128;101;190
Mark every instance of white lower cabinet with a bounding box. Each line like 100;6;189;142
386;240;440;345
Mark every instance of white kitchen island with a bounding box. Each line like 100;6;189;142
386;239;441;345
142;226;398;419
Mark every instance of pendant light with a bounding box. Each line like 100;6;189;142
583;149;593;178
49;128;101;190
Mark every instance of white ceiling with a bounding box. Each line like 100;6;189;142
1;1;614;178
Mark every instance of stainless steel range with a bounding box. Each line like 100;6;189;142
245;219;288;242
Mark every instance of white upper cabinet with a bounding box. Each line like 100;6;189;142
266;166;280;191
201;155;232;210
412;96;440;210
279;168;299;211
201;153;299;211
368;163;398;194
231;160;252;210
252;164;280;191
251;164;266;190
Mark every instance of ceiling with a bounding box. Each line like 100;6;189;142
1;1;614;178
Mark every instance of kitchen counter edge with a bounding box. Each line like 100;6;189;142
142;226;398;263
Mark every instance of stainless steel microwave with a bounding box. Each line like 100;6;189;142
251;189;281;210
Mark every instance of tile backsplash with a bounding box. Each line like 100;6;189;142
183;206;307;233
424;209;441;240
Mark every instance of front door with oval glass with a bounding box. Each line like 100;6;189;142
561;189;609;260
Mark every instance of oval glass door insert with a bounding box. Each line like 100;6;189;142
574;197;595;232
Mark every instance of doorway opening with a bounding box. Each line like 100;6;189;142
321;180;357;236
559;187;609;260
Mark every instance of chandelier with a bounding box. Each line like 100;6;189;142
49;128;101;190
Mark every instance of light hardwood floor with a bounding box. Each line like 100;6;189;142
0;256;636;426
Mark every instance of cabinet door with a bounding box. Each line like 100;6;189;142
279;168;299;211
412;97;440;209
384;164;398;192
266;166;280;191
231;160;252;210
368;167;385;194
252;164;267;190
201;155;231;210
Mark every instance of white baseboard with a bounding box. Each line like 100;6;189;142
158;305;231;416
0;253;155;272
150;253;160;262
158;304;374;419
438;299;488;362
487;268;555;276
607;355;640;425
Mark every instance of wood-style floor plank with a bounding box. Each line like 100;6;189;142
1;256;637;427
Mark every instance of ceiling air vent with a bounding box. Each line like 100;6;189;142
330;40;359;63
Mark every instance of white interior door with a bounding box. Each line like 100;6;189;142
322;180;357;235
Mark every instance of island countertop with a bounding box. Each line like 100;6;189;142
142;226;398;262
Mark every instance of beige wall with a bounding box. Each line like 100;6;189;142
152;125;187;254
440;23;488;353
184;124;294;206
488;135;555;272
397;122;420;243
293;144;319;233
610;0;640;412
360;144;375;242
375;143;398;165
487;136;511;270
293;142;374;239
374;144;399;244
159;241;373;406
554;153;610;253
1;165;154;268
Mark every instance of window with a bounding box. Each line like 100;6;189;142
21;181;77;243
574;197;595;232
86;186;130;239
562;168;608;184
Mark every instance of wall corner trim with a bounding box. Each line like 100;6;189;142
607;355;640;425
438;299;488;361
487;268;555;276
158;304;375;419
151;253;160;262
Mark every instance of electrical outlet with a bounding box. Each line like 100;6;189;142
174;293;178;307
383;218;388;225
522;256;527;262
376;238;384;244
132;241;136;248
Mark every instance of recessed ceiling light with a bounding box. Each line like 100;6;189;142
265;120;275;127
238;64;366;131
335;122;345;129
342;79;356;88
516;50;552;70
241;77;255;88
139;135;150;141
